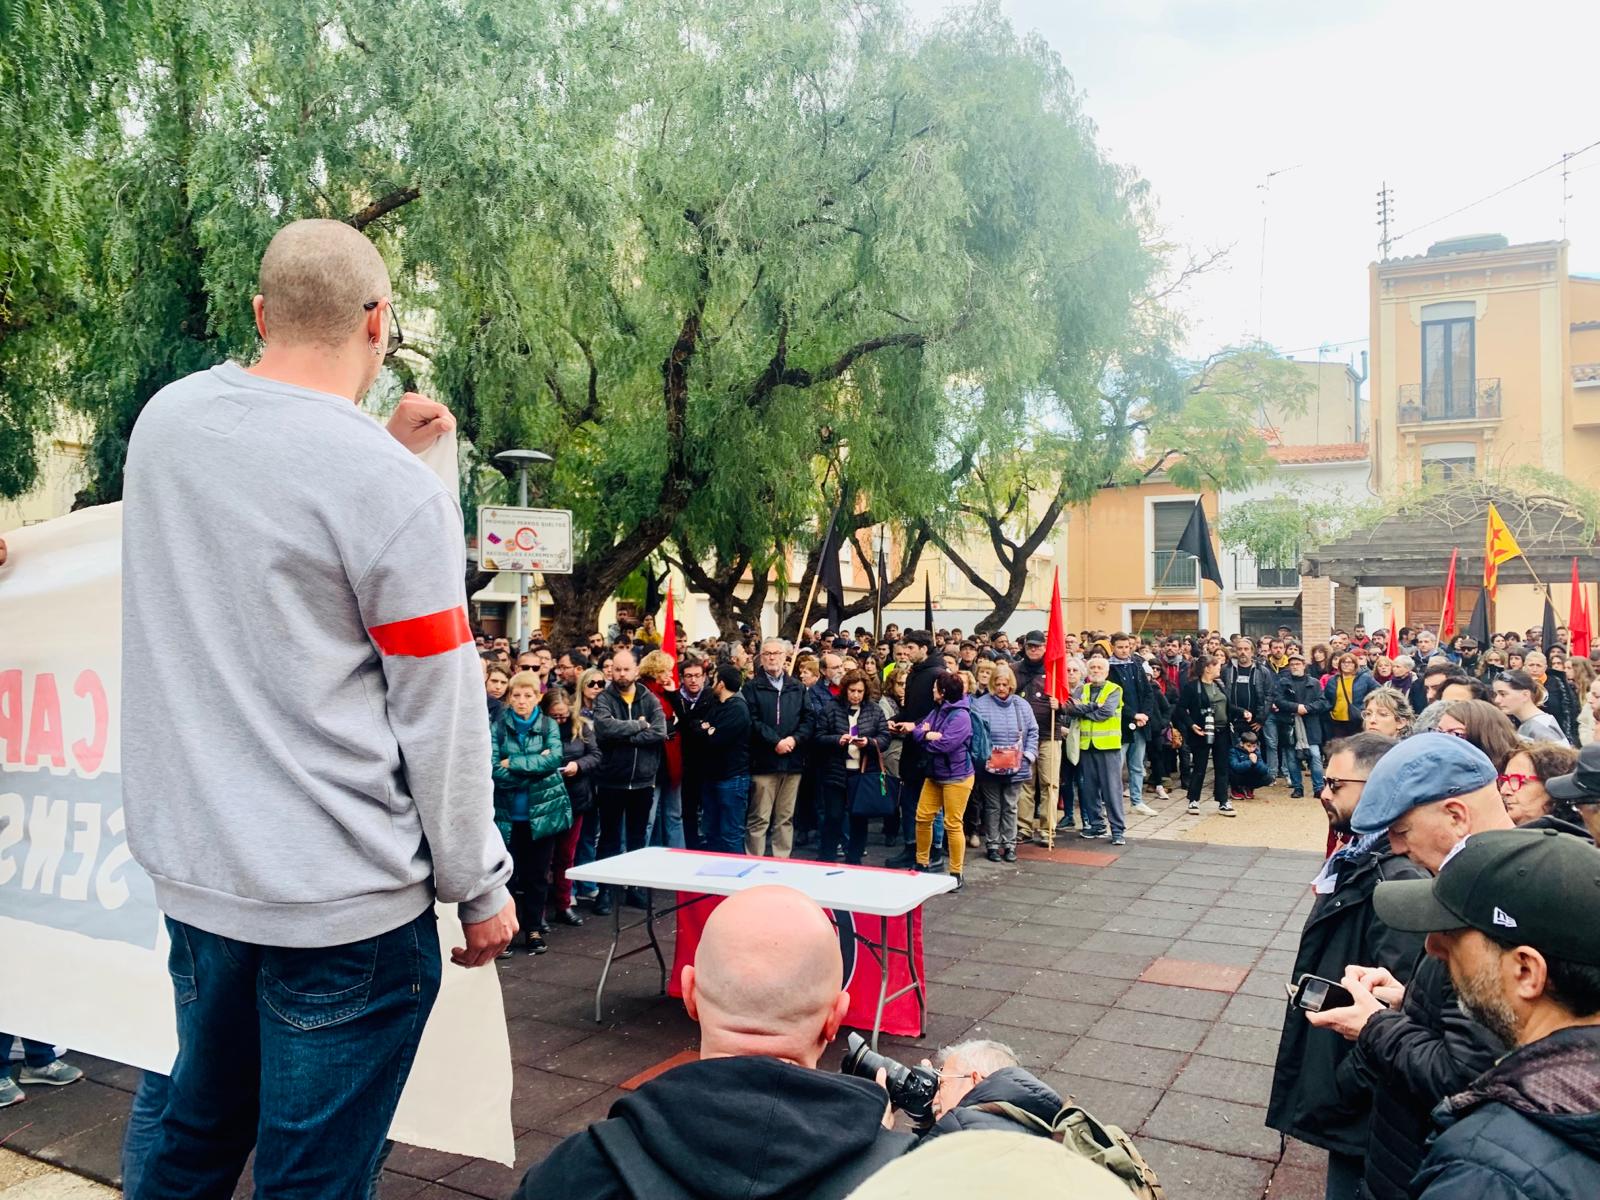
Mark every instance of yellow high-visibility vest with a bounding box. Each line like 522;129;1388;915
1079;682;1123;751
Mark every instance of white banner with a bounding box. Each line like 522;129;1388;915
0;504;515;1165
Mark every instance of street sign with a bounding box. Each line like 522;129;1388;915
477;506;573;574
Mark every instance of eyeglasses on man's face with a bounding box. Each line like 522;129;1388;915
1323;776;1367;793
362;299;404;357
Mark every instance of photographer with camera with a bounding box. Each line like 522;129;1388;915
516;885;910;1200
847;1038;1161;1194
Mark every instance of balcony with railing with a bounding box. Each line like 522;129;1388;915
1152;549;1197;590
1396;378;1502;424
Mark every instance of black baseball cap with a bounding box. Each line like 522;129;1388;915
1547;743;1600;805
1374;828;1600;965
1023;630;1046;646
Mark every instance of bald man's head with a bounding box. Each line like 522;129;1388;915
682;886;849;1068
257;219;390;350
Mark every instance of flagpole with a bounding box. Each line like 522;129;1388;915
1136;549;1183;639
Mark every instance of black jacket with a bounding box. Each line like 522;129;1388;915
555;718;603;814
1272;672;1332;746
924;1066;1062;1141
699;693;752;782
1542;673;1580;746
741;672;813;776
1413;1025;1600;1200
1344;952;1507;1199
817;694;891;791
516;1055;912;1200
1107;657;1155;735
1173;679;1239;741
671;685;717;779
1014;655;1058;741
1266;838;1429;1155
1221;660;1276;728
591;682;669;790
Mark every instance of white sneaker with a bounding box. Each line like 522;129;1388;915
1130;800;1158;817
1186;800;1201;815
1154;786;1170;802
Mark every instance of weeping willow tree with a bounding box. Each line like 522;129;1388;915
8;0;1171;642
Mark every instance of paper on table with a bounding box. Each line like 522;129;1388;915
695;861;759;878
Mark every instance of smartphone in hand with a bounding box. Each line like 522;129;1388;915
1291;973;1355;1012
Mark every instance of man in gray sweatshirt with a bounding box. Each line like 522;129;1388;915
121;219;515;1198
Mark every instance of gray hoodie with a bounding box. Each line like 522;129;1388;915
121;362;511;947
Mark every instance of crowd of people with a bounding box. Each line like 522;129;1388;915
475;614;1600;956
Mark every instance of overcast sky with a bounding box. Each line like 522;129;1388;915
902;0;1600;367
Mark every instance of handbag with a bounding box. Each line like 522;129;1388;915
844;742;899;817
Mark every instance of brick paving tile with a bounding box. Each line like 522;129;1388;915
990;920;1093;949
376;1171;436;1199
1118;980;1231;1020
535;1086;627;1139
1269;928;1304;952
506;1069;611;1131
1053;1037;1188;1089
1168;860;1249;879
1168;1054;1276;1107
434;1131;559;1199
985;995;1110;1036
1239;966;1296;999
1165;938;1264;968
1184;921;1282;949
0;1080;130;1161
32;1116;128;1186
1136;1137;1276;1200
873;1010;972;1052
966;937;1067;967
1213;889;1299;914
1266;1163;1329;1200
1121;898;1212;922
1256;948;1299;975
922;983;1013;1019
1051;948;1160;979
1042;1071;1164;1129
1014;845;1118;867
958;1021;1078;1070
1071;876;1151;898
1143;883;1229;904
930;959;1040;990
920;931;983;958
1085;1008;1212;1053
1197;1022;1284;1067
1058;891;1145;916
1139;957;1249;993
1098;914;1195;940
1018;969;1134;1007
1080;931;1176;959
505;1016;595;1066
385;1142;478;1184
1222;992;1291;1031
1143;1092;1282;1160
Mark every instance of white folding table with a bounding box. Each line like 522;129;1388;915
565;848;956;1048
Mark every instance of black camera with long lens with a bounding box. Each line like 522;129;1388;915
840;1032;939;1123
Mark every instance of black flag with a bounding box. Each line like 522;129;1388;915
1176;501;1225;589
819;526;845;636
1464;587;1491;647
1542;592;1560;655
643;564;663;618
924;574;934;633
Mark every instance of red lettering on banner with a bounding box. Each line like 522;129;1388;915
72;670;108;775
25;672;67;769
367;606;472;657
0;669;20;764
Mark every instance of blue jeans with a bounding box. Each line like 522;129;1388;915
574;809;600;898
122;1071;169;1197
701;775;750;855
1260;719;1283;777
0;1035;55;1076
1124;729;1147;800
1286;744;1325;794
650;782;685;849
131;908;441;1200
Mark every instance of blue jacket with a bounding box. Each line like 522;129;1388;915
970;692;1038;780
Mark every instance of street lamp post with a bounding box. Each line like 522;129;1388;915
493;448;553;653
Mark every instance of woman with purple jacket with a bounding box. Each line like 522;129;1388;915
911;671;976;889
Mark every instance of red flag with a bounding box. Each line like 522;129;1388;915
1572;559;1592;659
1385;609;1399;660
661;581;679;685
1439;547;1459;640
1043;566;1071;704
1581;587;1592;659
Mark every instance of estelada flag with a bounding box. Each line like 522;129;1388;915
1484;503;1523;601
1042;566;1072;705
669;867;927;1037
1439;547;1459;640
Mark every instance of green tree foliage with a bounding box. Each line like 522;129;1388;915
937;344;1311;632
7;0;1206;641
